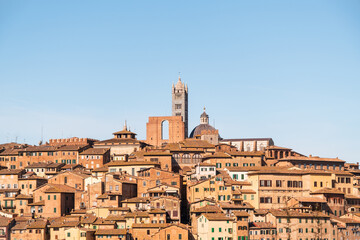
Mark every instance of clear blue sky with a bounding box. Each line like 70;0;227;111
0;1;359;162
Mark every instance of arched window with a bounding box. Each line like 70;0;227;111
161;120;169;140
193;154;202;163
173;154;181;162
183;154;190;164
259;143;265;151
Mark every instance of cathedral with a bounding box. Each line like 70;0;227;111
172;77;219;145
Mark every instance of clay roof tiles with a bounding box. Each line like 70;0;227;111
202;213;233;221
191;205;223;213
95;229;127;235
311;188;345;195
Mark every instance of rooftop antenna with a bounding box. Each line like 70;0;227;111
15;136;18;143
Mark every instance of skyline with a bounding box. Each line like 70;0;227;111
1;1;360;163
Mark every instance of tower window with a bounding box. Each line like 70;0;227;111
175;104;182;109
176;113;181;116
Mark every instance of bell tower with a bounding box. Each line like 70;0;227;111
172;76;188;137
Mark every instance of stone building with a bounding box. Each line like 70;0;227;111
172;76;188;137
190;108;219;145
94;125;147;157
220;138;274;152
146;116;185;147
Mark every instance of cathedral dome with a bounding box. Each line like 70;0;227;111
189;123;216;138
189;108;217;138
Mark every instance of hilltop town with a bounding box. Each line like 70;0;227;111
0;77;360;240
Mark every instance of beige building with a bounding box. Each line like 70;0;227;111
94;125;147;156
197;213;235;240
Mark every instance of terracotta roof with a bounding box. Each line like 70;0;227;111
227;151;264;157
92;166;108;172
294;197;327;203
202;213;233;221
27;220;48;229
44;184;76;193
96;193;109;199
254;209;269;215
202;152;232;159
109;207;131;211
61;164;84;169
278;156;345;163
148;209;167;214
345;195;360;199
46;162;65;168
266;145;292;150
191;205;222;214
143;151;173;156
332;216;360;224
125;211;150;218
81;215;97;224
240;189;256;194
95;229;127;235
251;222;276;229
15;194;33;200
132;223;168;228
20;145;58;152
122;197;150;203
0;217;12;227
0;148;22;156
93;219;115;225
0;169;23;175
12;222;28;230
106;161;159;167
28;200;45;206
105;215;126;221
269;210;329;218
57;145;88;151
233;211;250;217
219;202;254;210
311;188;345;195
94;138;141;145
25;162;50;168
49;221;80;228
80;148;109;155
112;128;137;135
198;162;216;167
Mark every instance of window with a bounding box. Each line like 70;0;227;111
260;180;272;187
314;181;317;187
54;195;56;200
179;234;182;239
54;208;57;213
276;180;282;187
67;233;70;237
260;197;272;203
64;177;67;184
219;227;222;232
212;228;214;232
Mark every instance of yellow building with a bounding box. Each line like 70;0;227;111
64;227;95;240
197;213;236;240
